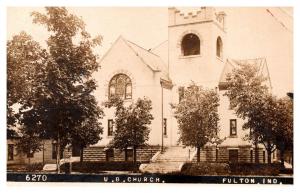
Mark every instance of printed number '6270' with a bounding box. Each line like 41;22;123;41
25;174;47;182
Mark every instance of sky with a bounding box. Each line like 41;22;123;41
7;7;293;97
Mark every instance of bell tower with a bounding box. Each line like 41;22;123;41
168;7;227;89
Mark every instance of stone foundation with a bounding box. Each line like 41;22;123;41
64;146;161;162
191;145;271;163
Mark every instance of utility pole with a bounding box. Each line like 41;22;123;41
161;81;164;152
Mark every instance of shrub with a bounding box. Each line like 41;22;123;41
26;163;44;172
60;161;142;173
181;162;230;176
229;163;281;176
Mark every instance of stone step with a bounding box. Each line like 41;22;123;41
140;146;193;174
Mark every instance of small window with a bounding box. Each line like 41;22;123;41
228;149;238;163
181;33;200;56
8;144;14;161
163;118;167;136
52;143;57;159
72;144;81;157
216;36;223;58
108;119;114;136
230;119;237;136
125;149;133;161
178;87;185;102
106;149;114;162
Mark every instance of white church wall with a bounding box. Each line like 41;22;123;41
218;90;250;144
92;37;164;146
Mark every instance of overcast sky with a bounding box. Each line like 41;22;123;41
7;7;293;97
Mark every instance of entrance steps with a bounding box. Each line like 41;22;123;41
140;146;195;174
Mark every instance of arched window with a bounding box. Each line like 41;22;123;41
216;37;223;58
109;74;132;99
181;33;200;56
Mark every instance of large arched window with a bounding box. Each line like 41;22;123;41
216;37;223;58
109;74;132;99
181;33;200;56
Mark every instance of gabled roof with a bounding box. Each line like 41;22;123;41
219;58;272;89
101;36;171;82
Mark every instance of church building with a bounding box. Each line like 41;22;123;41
7;7;276;169
87;7;275;165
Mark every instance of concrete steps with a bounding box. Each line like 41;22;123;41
140;146;195;174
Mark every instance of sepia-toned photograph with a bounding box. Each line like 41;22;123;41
6;6;293;184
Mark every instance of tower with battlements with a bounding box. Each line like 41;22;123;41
168;7;227;89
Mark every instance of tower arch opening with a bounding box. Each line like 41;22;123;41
181;33;200;56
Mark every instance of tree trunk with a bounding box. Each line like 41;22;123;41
125;148;128;161
133;146;137;173
133;146;137;164
56;133;61;174
197;146;200;163
215;146;218;162
267;142;272;165
267;149;272;165
42;140;45;165
80;146;84;165
280;148;285;168
254;140;259;163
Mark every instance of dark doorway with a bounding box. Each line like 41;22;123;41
229;149;239;163
72;143;81;157
125;149;134;161
106;149;114;161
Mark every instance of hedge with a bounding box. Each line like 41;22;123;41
229;163;282;176
180;162;230;176
60;161;142;173
179;162;283;176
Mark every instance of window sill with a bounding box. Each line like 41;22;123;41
107;136;114;139
229;135;238;138
179;54;201;59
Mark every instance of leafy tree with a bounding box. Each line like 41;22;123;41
224;62;293;164
225;63;270;163
105;97;153;165
14;7;103;173
273;97;293;167
70;82;104;163
172;84;220;162
7;32;47;135
16;127;42;165
242;94;277;164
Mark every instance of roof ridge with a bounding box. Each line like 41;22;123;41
123;38;160;71
125;39;161;58
150;40;168;51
